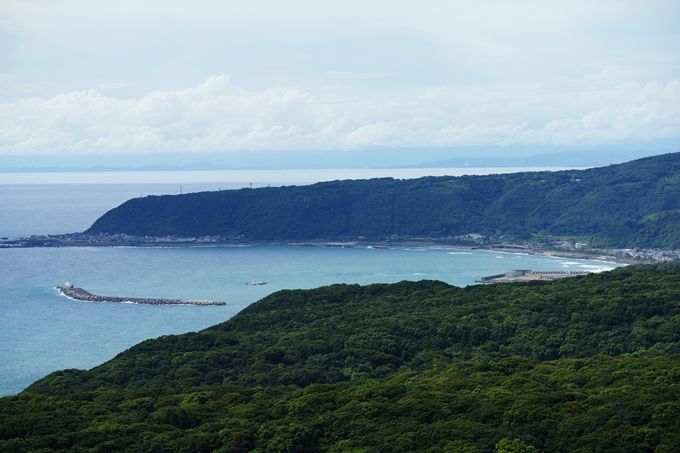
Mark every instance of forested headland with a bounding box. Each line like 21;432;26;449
3;263;680;452
85;152;680;248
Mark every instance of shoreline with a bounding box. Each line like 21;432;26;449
20;239;638;265
284;240;637;266
1;234;657;266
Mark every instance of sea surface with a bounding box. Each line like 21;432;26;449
0;167;612;396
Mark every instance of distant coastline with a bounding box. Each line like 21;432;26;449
0;167;580;185
13;235;648;266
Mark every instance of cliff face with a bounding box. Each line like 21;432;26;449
85;152;680;248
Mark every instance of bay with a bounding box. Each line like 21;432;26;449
0;245;618;396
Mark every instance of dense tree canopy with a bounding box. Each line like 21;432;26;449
3;264;680;452
86;153;680;248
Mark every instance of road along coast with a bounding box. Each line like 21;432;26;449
57;283;226;306
4;234;651;265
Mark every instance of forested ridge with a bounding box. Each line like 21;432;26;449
85;152;680;248
3;264;680;452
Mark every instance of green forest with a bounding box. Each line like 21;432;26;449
3;263;680;452
85;152;680;248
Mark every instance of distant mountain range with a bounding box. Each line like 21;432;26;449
85;152;680;249
400;149;668;168
0;163;229;173
0;149;669;172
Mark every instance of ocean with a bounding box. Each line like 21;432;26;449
0;167;613;396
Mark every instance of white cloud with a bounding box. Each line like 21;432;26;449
1;75;678;155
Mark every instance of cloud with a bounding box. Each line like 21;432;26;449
0;75;678;155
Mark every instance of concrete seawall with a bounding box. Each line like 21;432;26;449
476;269;591;283
57;284;225;306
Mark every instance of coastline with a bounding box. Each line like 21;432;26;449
284;239;640;266
1;230;661;266
419;245;632;266
10;238;641;266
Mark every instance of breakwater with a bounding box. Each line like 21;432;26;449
477;269;591;283
57;283;225;306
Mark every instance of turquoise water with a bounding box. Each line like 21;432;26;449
0;245;618;396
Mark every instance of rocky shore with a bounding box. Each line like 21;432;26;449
57;283;225;306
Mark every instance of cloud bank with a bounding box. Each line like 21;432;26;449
1;75;678;155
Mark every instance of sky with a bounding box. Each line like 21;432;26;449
0;0;679;168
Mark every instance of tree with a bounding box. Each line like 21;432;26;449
496;438;538;453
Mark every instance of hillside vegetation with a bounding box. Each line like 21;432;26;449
85;152;680;248
3;264;680;452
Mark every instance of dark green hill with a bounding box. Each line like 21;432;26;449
85;152;680;248
25;264;680;396
4;355;680;453
4;265;680;452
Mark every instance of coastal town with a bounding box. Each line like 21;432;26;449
2;232;679;264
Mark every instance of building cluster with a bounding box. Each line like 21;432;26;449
409;233;488;244
607;248;680;261
452;233;487;244
2;233;227;245
550;240;589;249
541;241;680;262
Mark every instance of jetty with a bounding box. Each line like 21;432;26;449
476;269;591;283
57;283;226;306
